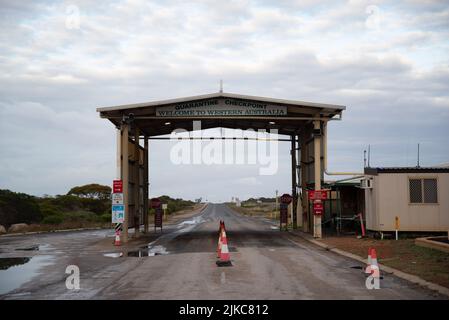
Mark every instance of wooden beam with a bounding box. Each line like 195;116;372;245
313;120;322;238
134;126;140;238
121;123;129;243
143;135;149;233
291;135;297;228
300;127;309;233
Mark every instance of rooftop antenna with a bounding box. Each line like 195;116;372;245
219;79;223;93
417;143;420;168
363;149;367;168
367;144;371;167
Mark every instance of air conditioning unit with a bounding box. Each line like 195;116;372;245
360;178;373;189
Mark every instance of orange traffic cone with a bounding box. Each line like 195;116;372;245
370;248;380;278
216;229;232;267
114;230;121;246
365;247;372;274
218;220;223;233
217;225;223;258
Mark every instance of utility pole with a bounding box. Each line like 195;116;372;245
364;149;367;168
275;190;279;219
417;143;420;168
313;120;322;238
291;135;298;228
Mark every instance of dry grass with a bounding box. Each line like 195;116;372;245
8;222;111;234
228;202;277;219
321;236;449;288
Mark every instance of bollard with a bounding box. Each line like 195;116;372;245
395;216;400;240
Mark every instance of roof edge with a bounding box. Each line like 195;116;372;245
96;92;346;113
365;167;449;175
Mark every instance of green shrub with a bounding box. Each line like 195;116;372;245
51;195;82;211
42;214;64;225
39;203;60;217
0;189;42;227
64;210;95;222
79;197;110;215
99;213;111;223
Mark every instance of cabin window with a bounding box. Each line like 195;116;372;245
409;178;438;204
423;179;438;203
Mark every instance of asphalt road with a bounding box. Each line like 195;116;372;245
0;203;445;299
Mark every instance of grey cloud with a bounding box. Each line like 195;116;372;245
0;0;448;201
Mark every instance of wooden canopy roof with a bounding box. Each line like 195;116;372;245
97;92;346;136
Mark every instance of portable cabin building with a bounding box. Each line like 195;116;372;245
364;167;449;232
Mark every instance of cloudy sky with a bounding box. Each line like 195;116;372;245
0;0;448;202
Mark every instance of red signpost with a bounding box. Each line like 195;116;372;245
280;193;293;204
150;198;163;232
279;193;293;230
308;190;328;200
308;190;327;216
150;198;162;209
313;200;324;216
113;180;123;193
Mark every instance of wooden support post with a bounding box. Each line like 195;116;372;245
116;129;121;179
296;134;303;228
121;123;129;243
134;126;140;238
291;135;297;229
143;136;149;233
313;120;322;238
300;130;308;233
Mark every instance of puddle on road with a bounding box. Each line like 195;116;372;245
128;245;170;257
350;265;364;270
15;245;40;251
15;244;52;252
103;252;123;258
176;216;204;233
0;255;53;295
0;257;31;270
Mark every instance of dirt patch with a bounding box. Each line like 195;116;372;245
431;237;449;245
321;236;449;289
227;203;277;220
8;222;109;234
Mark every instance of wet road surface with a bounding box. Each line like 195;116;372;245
0;203;445;299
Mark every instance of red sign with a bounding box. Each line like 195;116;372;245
280;193;293;204
150;198;162;209
154;208;163;228
280;203;288;224
308;190;328;200
113;180;123;193
313;200;324;216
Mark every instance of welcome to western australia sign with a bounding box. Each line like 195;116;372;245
155;98;287;117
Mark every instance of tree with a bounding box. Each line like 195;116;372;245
67;184;111;200
0;189;42;227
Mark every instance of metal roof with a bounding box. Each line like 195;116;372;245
97;91;346;113
97;91;346;137
365;167;449;175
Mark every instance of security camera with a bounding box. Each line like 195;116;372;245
121;113;135;124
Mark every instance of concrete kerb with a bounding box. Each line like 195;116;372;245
0;226;106;238
290;230;449;298
415;236;449;254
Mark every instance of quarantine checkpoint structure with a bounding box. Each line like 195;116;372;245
97;91;449;242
